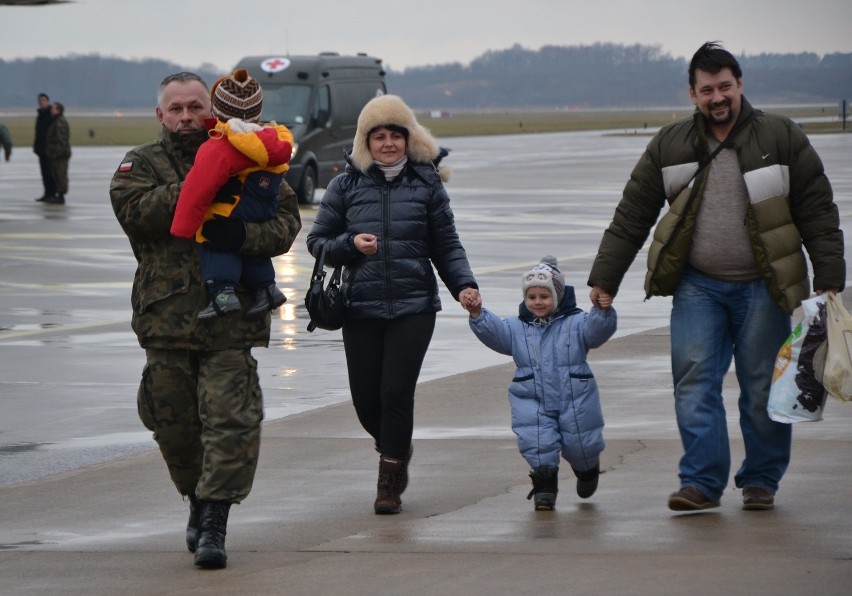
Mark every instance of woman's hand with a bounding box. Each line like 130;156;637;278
353;233;378;256
459;287;482;317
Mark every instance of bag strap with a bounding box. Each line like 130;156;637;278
328;266;342;284
675;109;763;225
690;109;763;183
312;243;330;280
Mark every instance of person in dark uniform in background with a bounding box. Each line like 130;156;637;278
0;119;12;170
33;92;56;202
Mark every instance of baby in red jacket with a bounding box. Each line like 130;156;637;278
171;69;293;319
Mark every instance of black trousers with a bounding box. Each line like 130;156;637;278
342;312;436;459
37;153;56;196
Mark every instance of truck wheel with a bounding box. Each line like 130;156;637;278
298;167;317;205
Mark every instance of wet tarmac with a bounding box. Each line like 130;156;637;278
1;130;852;595
1;130;851;487
2;305;852;594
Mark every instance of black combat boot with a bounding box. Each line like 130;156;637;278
194;500;231;569
374;455;403;514
572;464;600;499
527;467;559;510
185;494;201;553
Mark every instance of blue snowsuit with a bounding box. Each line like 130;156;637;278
469;286;616;471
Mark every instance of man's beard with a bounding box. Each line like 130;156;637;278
706;100;735;126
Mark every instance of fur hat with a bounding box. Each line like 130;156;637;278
351;94;446;179
210;69;263;123
521;256;565;303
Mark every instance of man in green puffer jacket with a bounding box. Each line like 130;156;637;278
109;72;302;569
588;42;844;513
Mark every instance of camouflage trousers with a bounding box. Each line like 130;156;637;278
51;157;69;195
138;348;264;503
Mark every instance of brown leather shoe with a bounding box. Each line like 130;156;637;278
742;486;775;511
668;486;720;511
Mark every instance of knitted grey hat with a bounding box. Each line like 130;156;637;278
521;255;565;303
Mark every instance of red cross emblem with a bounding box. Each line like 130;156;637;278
261;57;291;73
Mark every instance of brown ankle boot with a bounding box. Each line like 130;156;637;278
374;455;403;514
396;444;413;495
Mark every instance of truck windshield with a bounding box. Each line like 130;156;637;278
261;84;312;126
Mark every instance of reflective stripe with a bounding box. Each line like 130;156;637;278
744;164;790;204
662;162;698;198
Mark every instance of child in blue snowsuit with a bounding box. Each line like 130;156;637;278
465;256;617;510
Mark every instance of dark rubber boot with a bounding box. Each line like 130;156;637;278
374;455;403;514
573;464;600;499
194;500;231;569
185;494;201;553
527;467;559;510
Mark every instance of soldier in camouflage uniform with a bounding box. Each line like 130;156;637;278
109;72;302;569
45;102;71;204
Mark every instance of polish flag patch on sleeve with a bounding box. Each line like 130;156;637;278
118;161;134;172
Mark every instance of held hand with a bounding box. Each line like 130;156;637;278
590;286;613;311
459;288;482;317
354;233;378;256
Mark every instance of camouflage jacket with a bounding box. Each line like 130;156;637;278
46;115;71;160
109;126;302;350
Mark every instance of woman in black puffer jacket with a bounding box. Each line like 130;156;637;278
306;94;480;514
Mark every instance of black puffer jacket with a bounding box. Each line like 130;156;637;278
306;152;477;320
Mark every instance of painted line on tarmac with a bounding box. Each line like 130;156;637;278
473;252;599;275
0;318;130;341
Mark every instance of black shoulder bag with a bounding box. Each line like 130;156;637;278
304;243;344;332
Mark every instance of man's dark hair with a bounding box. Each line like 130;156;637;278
38;93;49;101
689;42;742;88
157;72;208;105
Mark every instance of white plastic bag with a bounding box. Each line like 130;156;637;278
820;292;852;402
768;295;828;423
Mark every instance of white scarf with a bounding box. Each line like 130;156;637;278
375;156;408;180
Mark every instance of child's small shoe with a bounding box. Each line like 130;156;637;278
572;464;600;499
197;287;242;320
246;283;287;317
527;467;558;510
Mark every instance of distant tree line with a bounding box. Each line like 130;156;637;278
0;55;222;109
390;43;852;109
1;43;850;111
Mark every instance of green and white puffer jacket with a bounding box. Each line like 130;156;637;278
588;97;845;314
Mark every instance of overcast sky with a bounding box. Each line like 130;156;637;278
2;0;851;73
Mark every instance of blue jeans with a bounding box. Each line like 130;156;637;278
670;267;792;501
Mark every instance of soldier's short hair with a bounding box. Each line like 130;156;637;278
157;72;209;106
